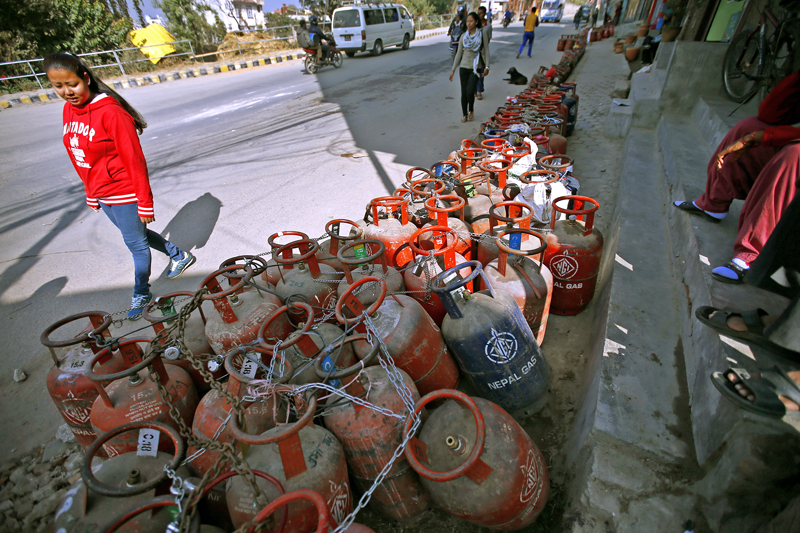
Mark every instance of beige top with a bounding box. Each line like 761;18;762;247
452;28;490;72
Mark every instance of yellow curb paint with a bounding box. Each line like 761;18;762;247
0;101;10;109
152;76;161;84
21;96;32;104
122;81;130;88
220;65;229;72
38;93;49;101
179;71;188;78
234;64;242;70
136;77;145;85
246;61;253;68
193;69;201;76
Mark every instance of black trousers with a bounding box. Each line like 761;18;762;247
459;67;479;117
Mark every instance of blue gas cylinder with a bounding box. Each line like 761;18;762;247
432;261;551;417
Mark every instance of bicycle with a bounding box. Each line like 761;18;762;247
722;0;800;103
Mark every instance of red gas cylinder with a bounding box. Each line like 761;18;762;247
52;421;191;533
404;390;550;530
41;311;124;451
142;291;220;393
481;138;509;155
265;231;310;287
478;158;517;199
543;196;603;315
476;201;535;267
186;345;291;476
452;172;499;235
86;339;199;457
501;145;532;167
218;254;269;293
457;147;487;175
539;154;574;176
403;225;472;325
337;239;405;307
252;489;376;533
401;173;448;227
316;219;364;272
193;470;286;533
228;390;353;531
259;303;356;386
336;277;459;395
274;239;344;324
483;228;554;345
317;337;431;522
557;35;566;51
421;195;474;260
200;265;292;355
360;196;418;268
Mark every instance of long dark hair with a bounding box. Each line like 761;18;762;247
468;12;482;28
43;52;147;134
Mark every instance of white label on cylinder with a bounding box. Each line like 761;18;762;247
241;357;258;378
137;428;159;457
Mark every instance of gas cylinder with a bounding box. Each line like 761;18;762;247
316;219;364;273
142;291;220;393
52;421;191;532
317;336;431;522
200;265;293;355
186;345;292;476
336;277;460;396
265;231;309;286
404;390;550;529
421;195;473;260
476;201;535;266
274;239;344;324
252;489;376;533
41;311;124;451
452;172;498;235
401;173;448;227
480;138;509;155
432;262;551;417
403;225;472;326
483;229;554;346
559;85;579;136
218;254;269;292
478;159;518;199
543;196;603;315
557;35;567;51
539;119;567;153
360;196;417;268
86;339;199;457
337;239;405;307
258;302;356;385
227;390;353;531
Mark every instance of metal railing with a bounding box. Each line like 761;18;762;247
416;13;455;31
204;23;333;60
0;40;195;90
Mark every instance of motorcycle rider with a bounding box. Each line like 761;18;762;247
504;7;513;26
297;19;319;59
309;15;331;62
448;5;468;49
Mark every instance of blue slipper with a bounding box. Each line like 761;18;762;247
712;261;748;284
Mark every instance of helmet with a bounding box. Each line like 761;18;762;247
457;4;467;13
309;15;318;24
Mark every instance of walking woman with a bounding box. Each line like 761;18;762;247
44;52;196;320
449;12;490;123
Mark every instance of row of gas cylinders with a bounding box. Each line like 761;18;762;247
41;68;603;532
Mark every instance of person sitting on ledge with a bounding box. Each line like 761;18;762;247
673;70;800;283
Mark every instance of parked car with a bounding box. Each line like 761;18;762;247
539;0;564;22
331;3;416;57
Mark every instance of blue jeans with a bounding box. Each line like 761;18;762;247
475;74;485;94
519;31;535;56
100;202;182;296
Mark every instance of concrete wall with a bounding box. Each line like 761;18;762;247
659;41;729;111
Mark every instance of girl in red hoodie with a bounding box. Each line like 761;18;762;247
44;52;196;319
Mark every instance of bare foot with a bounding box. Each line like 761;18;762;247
709;310;779;332
726;369;800;411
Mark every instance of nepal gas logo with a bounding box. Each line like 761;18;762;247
519;449;545;505
485;329;518;364
549;254;579;279
327;480;350;524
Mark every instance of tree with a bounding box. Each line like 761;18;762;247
154;0;227;48
210;0;250;31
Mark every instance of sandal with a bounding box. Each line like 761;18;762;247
711;261;748;284
711;366;800;419
672;201;724;223
467;111;474;121
696;306;800;361
461;116;468;123
476;93;483;100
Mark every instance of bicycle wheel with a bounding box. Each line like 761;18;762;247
722;29;762;102
760;23;800;100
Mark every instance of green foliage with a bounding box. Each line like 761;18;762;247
154;0;227;47
264;12;297;27
300;0;341;18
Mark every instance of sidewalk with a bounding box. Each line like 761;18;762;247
0;27;449;109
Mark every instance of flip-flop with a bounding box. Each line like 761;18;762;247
711;366;800;419
476;94;483;100
672;201;724;223
696;306;800;361
711;261;748;284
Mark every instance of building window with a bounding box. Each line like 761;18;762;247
246;6;254;19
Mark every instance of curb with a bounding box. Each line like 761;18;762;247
0;30;448;110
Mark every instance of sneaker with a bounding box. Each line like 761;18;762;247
128;292;153;320
516;52;521;58
166;251;196;280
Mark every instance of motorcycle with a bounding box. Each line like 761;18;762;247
502;15;511;28
303;35;343;74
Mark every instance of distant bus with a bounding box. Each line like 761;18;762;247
539;0;564;22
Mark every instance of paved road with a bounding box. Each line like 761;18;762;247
0;21;571;455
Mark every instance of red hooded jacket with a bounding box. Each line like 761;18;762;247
757;70;800;148
61;94;154;217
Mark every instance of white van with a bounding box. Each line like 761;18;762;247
331;2;416;57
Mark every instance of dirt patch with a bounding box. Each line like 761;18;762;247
217;32;294;62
